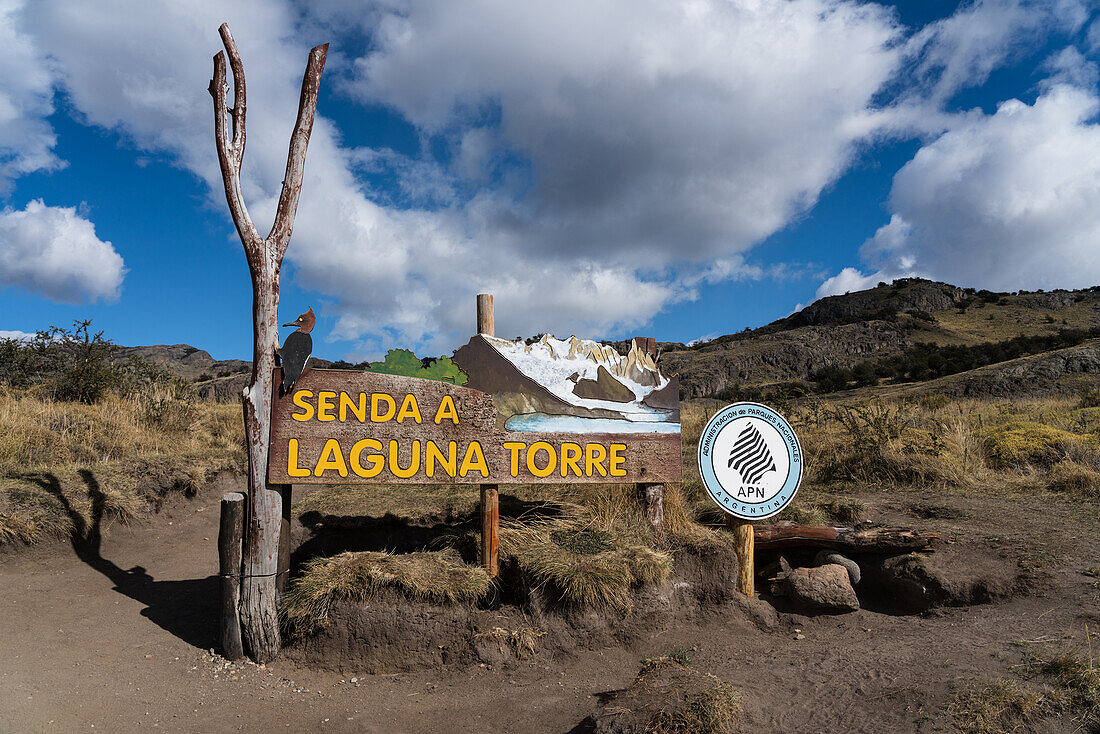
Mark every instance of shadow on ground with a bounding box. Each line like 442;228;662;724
22;470;218;650
291;493;562;570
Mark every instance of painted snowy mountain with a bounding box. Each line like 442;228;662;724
452;334;679;434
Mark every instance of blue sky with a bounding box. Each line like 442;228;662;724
1;1;1099;360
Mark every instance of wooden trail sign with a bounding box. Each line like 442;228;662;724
267;295;683;579
268;369;681;484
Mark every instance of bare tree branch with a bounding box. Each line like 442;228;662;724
209;26;260;260
269;42;328;259
218;23;247;157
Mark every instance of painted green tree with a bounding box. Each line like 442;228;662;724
365;348;468;385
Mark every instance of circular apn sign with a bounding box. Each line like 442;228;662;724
697;402;803;520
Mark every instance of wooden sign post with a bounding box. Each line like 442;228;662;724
476;293;499;576
727;517;754;596
217;492;245;660
209;23;327;663
630;336;666;547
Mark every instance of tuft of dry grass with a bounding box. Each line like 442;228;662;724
473;624;547;658
1029;638;1100;730
498;514;673;612
1047;459;1100;499
282;549;492;634
776;494;866;526
948;679;1048;734
557;481;729;550
951;631;1100;732
650;680;742;734
614;656;742;734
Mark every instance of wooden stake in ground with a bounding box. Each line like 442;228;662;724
209;23;328;662
481;484;499;577
476;294;500;576
727;517;754;596
217;492;245;660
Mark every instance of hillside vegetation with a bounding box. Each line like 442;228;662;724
662;279;1100;399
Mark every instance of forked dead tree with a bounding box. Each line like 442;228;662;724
209;23;328;662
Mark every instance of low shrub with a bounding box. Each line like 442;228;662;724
1032;649;1100;730
982;421;1099;469
0;320;180;403
806;405;974;487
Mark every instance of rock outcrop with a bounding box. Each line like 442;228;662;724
117;344;250;381
777;564;860;613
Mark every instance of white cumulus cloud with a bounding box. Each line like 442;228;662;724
349;0;903;268
853;83;1100;293
904;0;1088;105
0;199;125;303
0;0;64;192
816;267;888;299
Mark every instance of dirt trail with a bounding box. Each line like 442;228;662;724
2;479;1097;733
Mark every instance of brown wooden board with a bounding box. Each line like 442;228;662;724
268;368;681;484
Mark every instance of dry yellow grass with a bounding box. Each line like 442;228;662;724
931;299;1099;343
948;633;1100;733
0;388;245;545
948;679;1048;734
473;624;547;658
282;549;492;634
497;512;673;612
779;395;1100;494
650;679;742;734
0;387;244;472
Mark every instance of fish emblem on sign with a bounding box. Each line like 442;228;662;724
727;423;777;485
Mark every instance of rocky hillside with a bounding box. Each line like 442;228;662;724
118;344;251;381
884;338;1100;400
118;344;335;401
659;278;1100;398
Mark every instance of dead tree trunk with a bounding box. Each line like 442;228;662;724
209;23;327;663
752;524;939;554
